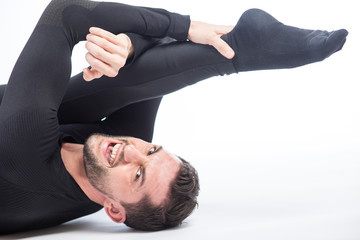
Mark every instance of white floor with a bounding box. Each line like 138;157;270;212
3;149;360;240
1;0;360;239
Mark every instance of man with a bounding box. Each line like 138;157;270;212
0;0;347;235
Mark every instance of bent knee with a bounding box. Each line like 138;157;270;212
37;0;98;27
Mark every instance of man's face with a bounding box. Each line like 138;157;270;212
83;134;181;206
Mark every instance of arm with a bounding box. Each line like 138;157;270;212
82;30;167;81
0;0;198;166
83;21;235;81
188;21;235;58
82;31;134;81
2;0;196;112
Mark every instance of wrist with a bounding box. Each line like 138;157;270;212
188;20;199;41
123;34;134;57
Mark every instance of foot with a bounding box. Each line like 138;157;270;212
222;8;348;72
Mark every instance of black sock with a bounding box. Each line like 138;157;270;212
222;8;348;72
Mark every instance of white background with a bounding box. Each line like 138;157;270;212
1;0;359;239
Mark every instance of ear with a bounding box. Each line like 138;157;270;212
104;199;126;223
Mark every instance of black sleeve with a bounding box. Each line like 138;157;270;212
0;0;191;179
124;33;165;66
1;1;191;116
0;1;193;234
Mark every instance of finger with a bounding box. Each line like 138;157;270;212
86;34;129;58
215;25;235;35
91;69;103;80
83;68;103;81
90;27;131;54
85;53;118;78
83;68;91;81
85;52;119;78
87;34;129;57
89;27;119;45
116;33;132;52
85;41;126;69
83;68;95;81
86;34;117;53
85;41;113;64
210;36;235;59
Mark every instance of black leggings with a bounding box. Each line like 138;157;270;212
0;0;346;143
0;0;234;142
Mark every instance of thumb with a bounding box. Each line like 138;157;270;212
83;68;103;81
83;68;94;81
210;36;235;59
216;25;235;35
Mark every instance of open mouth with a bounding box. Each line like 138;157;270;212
104;142;122;166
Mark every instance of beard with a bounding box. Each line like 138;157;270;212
83;133;130;199
83;135;111;197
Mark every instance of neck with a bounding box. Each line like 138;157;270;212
61;142;106;205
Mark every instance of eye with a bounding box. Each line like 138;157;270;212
135;168;142;180
148;147;156;155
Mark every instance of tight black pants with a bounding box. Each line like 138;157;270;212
0;0;347;143
0;0;348;234
0;1;235;142
0;2;235;232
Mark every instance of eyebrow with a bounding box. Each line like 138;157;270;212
154;145;163;154
139;146;164;188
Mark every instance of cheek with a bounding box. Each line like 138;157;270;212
84;144;104;175
107;169;145;203
107;169;132;194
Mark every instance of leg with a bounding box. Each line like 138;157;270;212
2;5;347;125
58;7;347;124
0;0;191;178
1;0;190;116
58;39;235;124
224;9;348;71
0;85;5;106
60;97;162;143
0;32;161;125
100;97;163;142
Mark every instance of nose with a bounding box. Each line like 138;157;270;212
123;145;147;164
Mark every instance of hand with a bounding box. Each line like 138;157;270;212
83;27;134;81
188;21;235;59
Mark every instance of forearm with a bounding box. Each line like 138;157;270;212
137;6;190;41
124;33;165;66
3;1;191;110
58;40;235;124
63;2;191;46
84;7;237;81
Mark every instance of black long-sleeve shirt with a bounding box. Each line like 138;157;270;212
0;0;190;234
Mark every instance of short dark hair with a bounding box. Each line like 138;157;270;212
121;157;200;231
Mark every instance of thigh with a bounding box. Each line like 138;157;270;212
101;97;162;142
58;40;235;124
60;97;162;143
0;84;6;106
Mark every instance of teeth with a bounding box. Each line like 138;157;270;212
110;143;121;164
